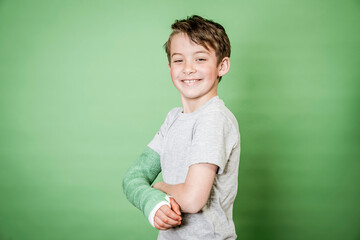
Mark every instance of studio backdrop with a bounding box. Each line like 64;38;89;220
0;1;359;239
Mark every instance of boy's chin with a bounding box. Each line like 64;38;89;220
179;91;213;101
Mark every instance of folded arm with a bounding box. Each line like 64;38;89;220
153;163;218;213
122;147;181;228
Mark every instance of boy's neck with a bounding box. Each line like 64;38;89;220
181;92;218;114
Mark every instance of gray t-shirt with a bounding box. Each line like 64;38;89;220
148;96;241;240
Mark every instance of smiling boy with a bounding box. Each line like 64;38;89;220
123;15;240;239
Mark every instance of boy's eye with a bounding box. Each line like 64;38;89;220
197;58;207;61
173;59;183;63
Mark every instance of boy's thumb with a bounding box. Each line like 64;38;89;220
169;197;181;215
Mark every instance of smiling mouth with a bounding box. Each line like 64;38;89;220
182;79;201;83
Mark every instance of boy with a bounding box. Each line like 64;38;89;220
123;15;240;239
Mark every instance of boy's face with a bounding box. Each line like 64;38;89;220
168;33;227;103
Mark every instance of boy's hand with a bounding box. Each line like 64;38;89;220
153;182;181;215
154;197;181;230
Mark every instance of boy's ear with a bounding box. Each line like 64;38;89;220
218;57;230;77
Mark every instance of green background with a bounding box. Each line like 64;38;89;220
1;0;359;239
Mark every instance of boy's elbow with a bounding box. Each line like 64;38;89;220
182;193;207;213
185;204;203;214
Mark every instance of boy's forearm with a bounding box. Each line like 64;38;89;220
154;163;218;214
122;147;169;219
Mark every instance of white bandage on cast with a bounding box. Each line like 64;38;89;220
148;195;172;227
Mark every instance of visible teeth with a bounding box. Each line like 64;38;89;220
184;80;197;83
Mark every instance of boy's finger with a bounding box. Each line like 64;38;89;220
154;221;164;230
155;212;180;229
169;197;181;215
154;216;170;230
161;206;181;221
159;206;181;223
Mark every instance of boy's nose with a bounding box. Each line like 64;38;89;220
183;62;196;75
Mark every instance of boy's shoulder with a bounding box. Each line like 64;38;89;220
199;97;239;130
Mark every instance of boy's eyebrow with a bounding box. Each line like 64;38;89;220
171;51;210;58
194;50;210;54
171;53;183;57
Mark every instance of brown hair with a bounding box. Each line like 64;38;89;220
164;15;231;67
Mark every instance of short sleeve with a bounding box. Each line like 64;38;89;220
148;108;180;155
188;111;238;174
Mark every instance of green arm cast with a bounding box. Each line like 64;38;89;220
122;146;167;218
